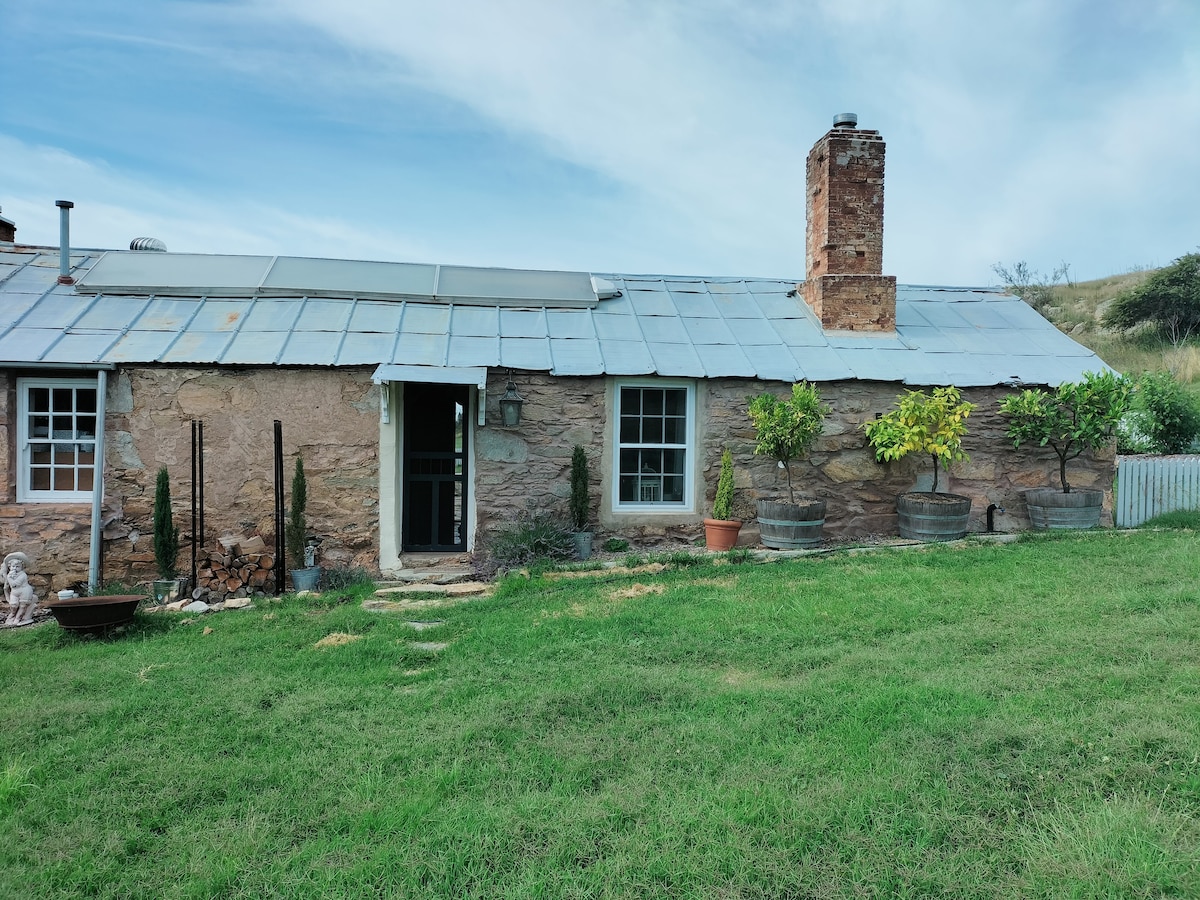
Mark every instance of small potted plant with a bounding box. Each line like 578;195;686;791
863;386;975;541
704;448;742;551
747;381;830;549
287;456;321;591
999;370;1132;529
569;445;593;560
152;466;184;603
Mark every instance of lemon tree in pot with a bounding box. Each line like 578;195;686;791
999;370;1132;529
704;448;742;551
152;466;184;603
864;387;975;541
748;381;830;549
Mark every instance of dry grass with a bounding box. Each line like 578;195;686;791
1023;267;1200;380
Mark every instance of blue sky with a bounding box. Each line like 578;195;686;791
2;0;1197;286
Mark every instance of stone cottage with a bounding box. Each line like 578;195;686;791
0;115;1112;594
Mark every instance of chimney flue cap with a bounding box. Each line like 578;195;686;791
832;113;858;129
55;200;75;209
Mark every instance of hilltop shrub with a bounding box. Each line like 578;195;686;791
1103;252;1200;347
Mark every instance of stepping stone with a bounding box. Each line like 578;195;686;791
405;621;444;631
410;641;449;652
373;582;490;598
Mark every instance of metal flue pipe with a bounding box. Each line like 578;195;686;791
55;200;74;285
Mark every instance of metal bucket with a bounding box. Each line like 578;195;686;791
1024;488;1103;530
290;567;321;591
756;499;826;549
896;492;971;542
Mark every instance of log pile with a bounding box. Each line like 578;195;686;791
193;533;277;602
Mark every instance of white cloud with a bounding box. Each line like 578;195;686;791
0;134;434;261
5;1;1197;285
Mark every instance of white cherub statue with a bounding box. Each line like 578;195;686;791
2;551;38;626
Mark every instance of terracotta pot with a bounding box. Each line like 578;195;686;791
703;518;743;551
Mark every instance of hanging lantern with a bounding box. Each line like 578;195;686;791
498;374;525;427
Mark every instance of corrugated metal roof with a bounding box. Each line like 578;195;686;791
0;247;1110;387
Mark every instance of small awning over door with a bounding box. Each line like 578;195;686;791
371;365;488;424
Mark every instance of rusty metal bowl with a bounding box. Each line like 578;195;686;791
42;594;146;632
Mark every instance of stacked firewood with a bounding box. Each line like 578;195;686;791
193;533;277;601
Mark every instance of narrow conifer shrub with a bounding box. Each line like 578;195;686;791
152;467;179;580
569;445;590;532
286;457;308;570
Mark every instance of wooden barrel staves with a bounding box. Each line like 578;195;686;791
756;499;826;549
1024;488;1103;529
896;492;972;542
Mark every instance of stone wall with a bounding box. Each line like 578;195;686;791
474;370;605;537
0;366;380;595
701;379;1115;538
2;364;1117;592
470;374;1117;549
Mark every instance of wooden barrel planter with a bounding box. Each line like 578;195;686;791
756;499;826;549
1024;488;1103;529
896;492;972;542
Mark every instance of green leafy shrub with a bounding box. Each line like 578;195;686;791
1121;371;1200;455
747;382;830;504
152;467;179;580
863;387;975;493
712;448;736;521
999;371;1132;493
602;538;629;553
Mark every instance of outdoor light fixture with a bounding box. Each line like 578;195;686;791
498;372;525;427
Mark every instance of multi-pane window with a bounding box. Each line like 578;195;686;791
17;379;99;502
616;383;693;508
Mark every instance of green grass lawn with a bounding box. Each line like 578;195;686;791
3;532;1200;898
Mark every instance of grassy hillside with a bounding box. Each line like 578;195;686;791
1008;266;1200;380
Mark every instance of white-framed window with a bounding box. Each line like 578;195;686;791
614;380;694;511
16;377;99;503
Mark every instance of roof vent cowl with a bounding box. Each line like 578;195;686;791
129;237;167;252
832;113;858;129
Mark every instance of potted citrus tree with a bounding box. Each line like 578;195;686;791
747;381;830;549
704;448;742;551
999;370;1132;529
287;456;321;591
152;466;184;603
569;445;593;560
863;386;975;541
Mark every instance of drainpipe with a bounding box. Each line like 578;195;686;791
56;200;75;285
87;369;108;592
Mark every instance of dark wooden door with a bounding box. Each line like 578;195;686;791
402;383;467;552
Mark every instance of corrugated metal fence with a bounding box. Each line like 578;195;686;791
1115;455;1200;527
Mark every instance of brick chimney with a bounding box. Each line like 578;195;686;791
0;206;14;243
801;114;897;331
